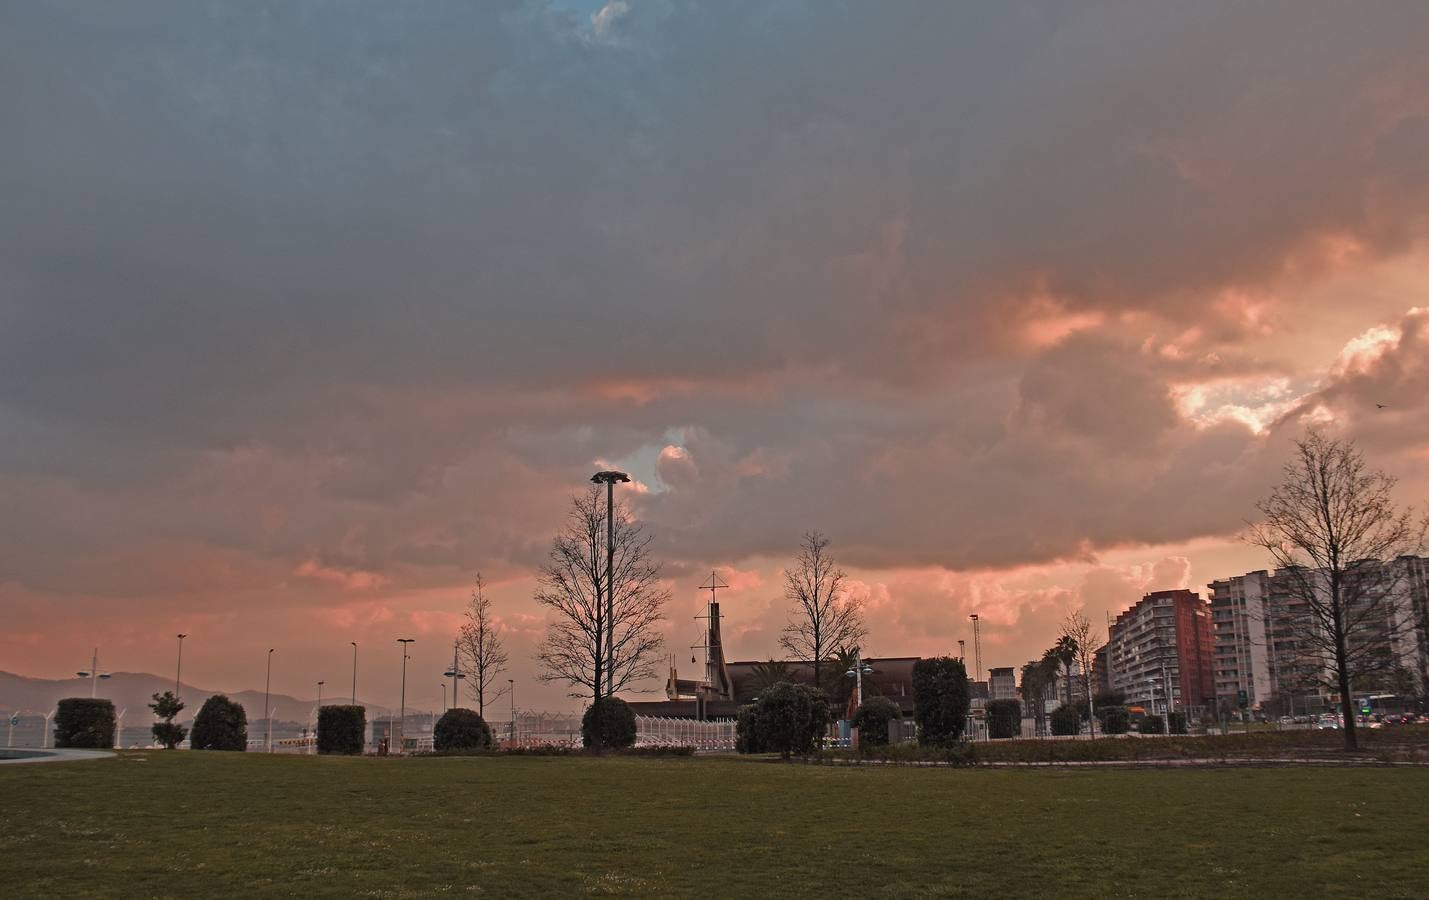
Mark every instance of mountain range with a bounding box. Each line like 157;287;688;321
0;670;392;722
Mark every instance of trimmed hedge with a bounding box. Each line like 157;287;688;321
1168;711;1188;735
1050;704;1081;736
318;705;367;755
582;697;636;750
1099;705;1130;735
986;699;1022;739
54;698;116;749
1141;714;1166;734
852;696;902;747
434;708;492;752
912;656;970;745
191;694;248;751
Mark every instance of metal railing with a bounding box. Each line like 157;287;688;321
634;716;736;750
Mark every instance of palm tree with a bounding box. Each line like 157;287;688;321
747;660;792;697
1046;636;1078;707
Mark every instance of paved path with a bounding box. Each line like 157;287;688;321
0;748;114;765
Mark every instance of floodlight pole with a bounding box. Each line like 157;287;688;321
591;470;630;700
969;614;983;683
397;639;415;753
264;649;275;752
175;634;187;700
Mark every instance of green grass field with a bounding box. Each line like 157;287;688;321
3;753;1428;898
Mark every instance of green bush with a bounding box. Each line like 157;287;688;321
1168;711;1188;735
190;694;248;751
54;698;116;749
852;696;902;747
148;691;187;749
912;656;970;745
986;699;1022;739
434;708;492;752
1050;704;1081;736
582;697;636;750
318;705;367;755
736;704;766;754
743;681;829;757
1142;714;1166;734
1099;705;1130;735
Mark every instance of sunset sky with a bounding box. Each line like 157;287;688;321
3;1;1429;713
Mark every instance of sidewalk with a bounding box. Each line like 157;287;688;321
0;748;114;765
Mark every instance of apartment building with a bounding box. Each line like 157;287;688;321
1209;556;1429;714
1106;590;1216;718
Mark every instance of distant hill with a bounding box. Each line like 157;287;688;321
0;670;391;722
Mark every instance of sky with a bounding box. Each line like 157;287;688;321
3;1;1429;713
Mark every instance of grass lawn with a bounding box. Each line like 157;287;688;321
3;753;1428;898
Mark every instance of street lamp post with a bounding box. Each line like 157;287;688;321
351;642;358;705
114;707;126;749
397;639;415;753
508;678;516;747
76;648;111;699
443;641;466;711
175;634;187;700
591;470;630;701
264;649;275;752
957;639;966;663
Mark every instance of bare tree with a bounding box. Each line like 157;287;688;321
1248;431;1425;751
536;487;671;702
779;532;867;694
457;573;509;718
1061;609;1103;736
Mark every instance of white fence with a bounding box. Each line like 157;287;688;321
634;716;736;751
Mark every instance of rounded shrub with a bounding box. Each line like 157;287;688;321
434;708;492;752
852;696;902;747
735;703;766;754
190;694;248;751
582;697;636;750
1141;714;1166;734
985;699;1022;739
317;705;367;755
54;698;116;749
1050;703;1081;736
746;681;829;758
1099;705;1130;735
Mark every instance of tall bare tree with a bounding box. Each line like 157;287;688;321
536;487;671;702
1061;609;1102;736
779;532;866;694
1248;431;1425;751
457;573;509;718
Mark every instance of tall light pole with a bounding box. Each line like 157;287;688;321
969;614;983;683
397;638;415;753
591;470;630;700
957;639;966;663
264;649;275;752
350;642;358;705
508;678;516;746
317;680;325;710
174;634;187;700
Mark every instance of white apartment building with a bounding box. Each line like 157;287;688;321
1210;556;1429;714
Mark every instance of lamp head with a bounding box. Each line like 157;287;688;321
591;470;631;484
